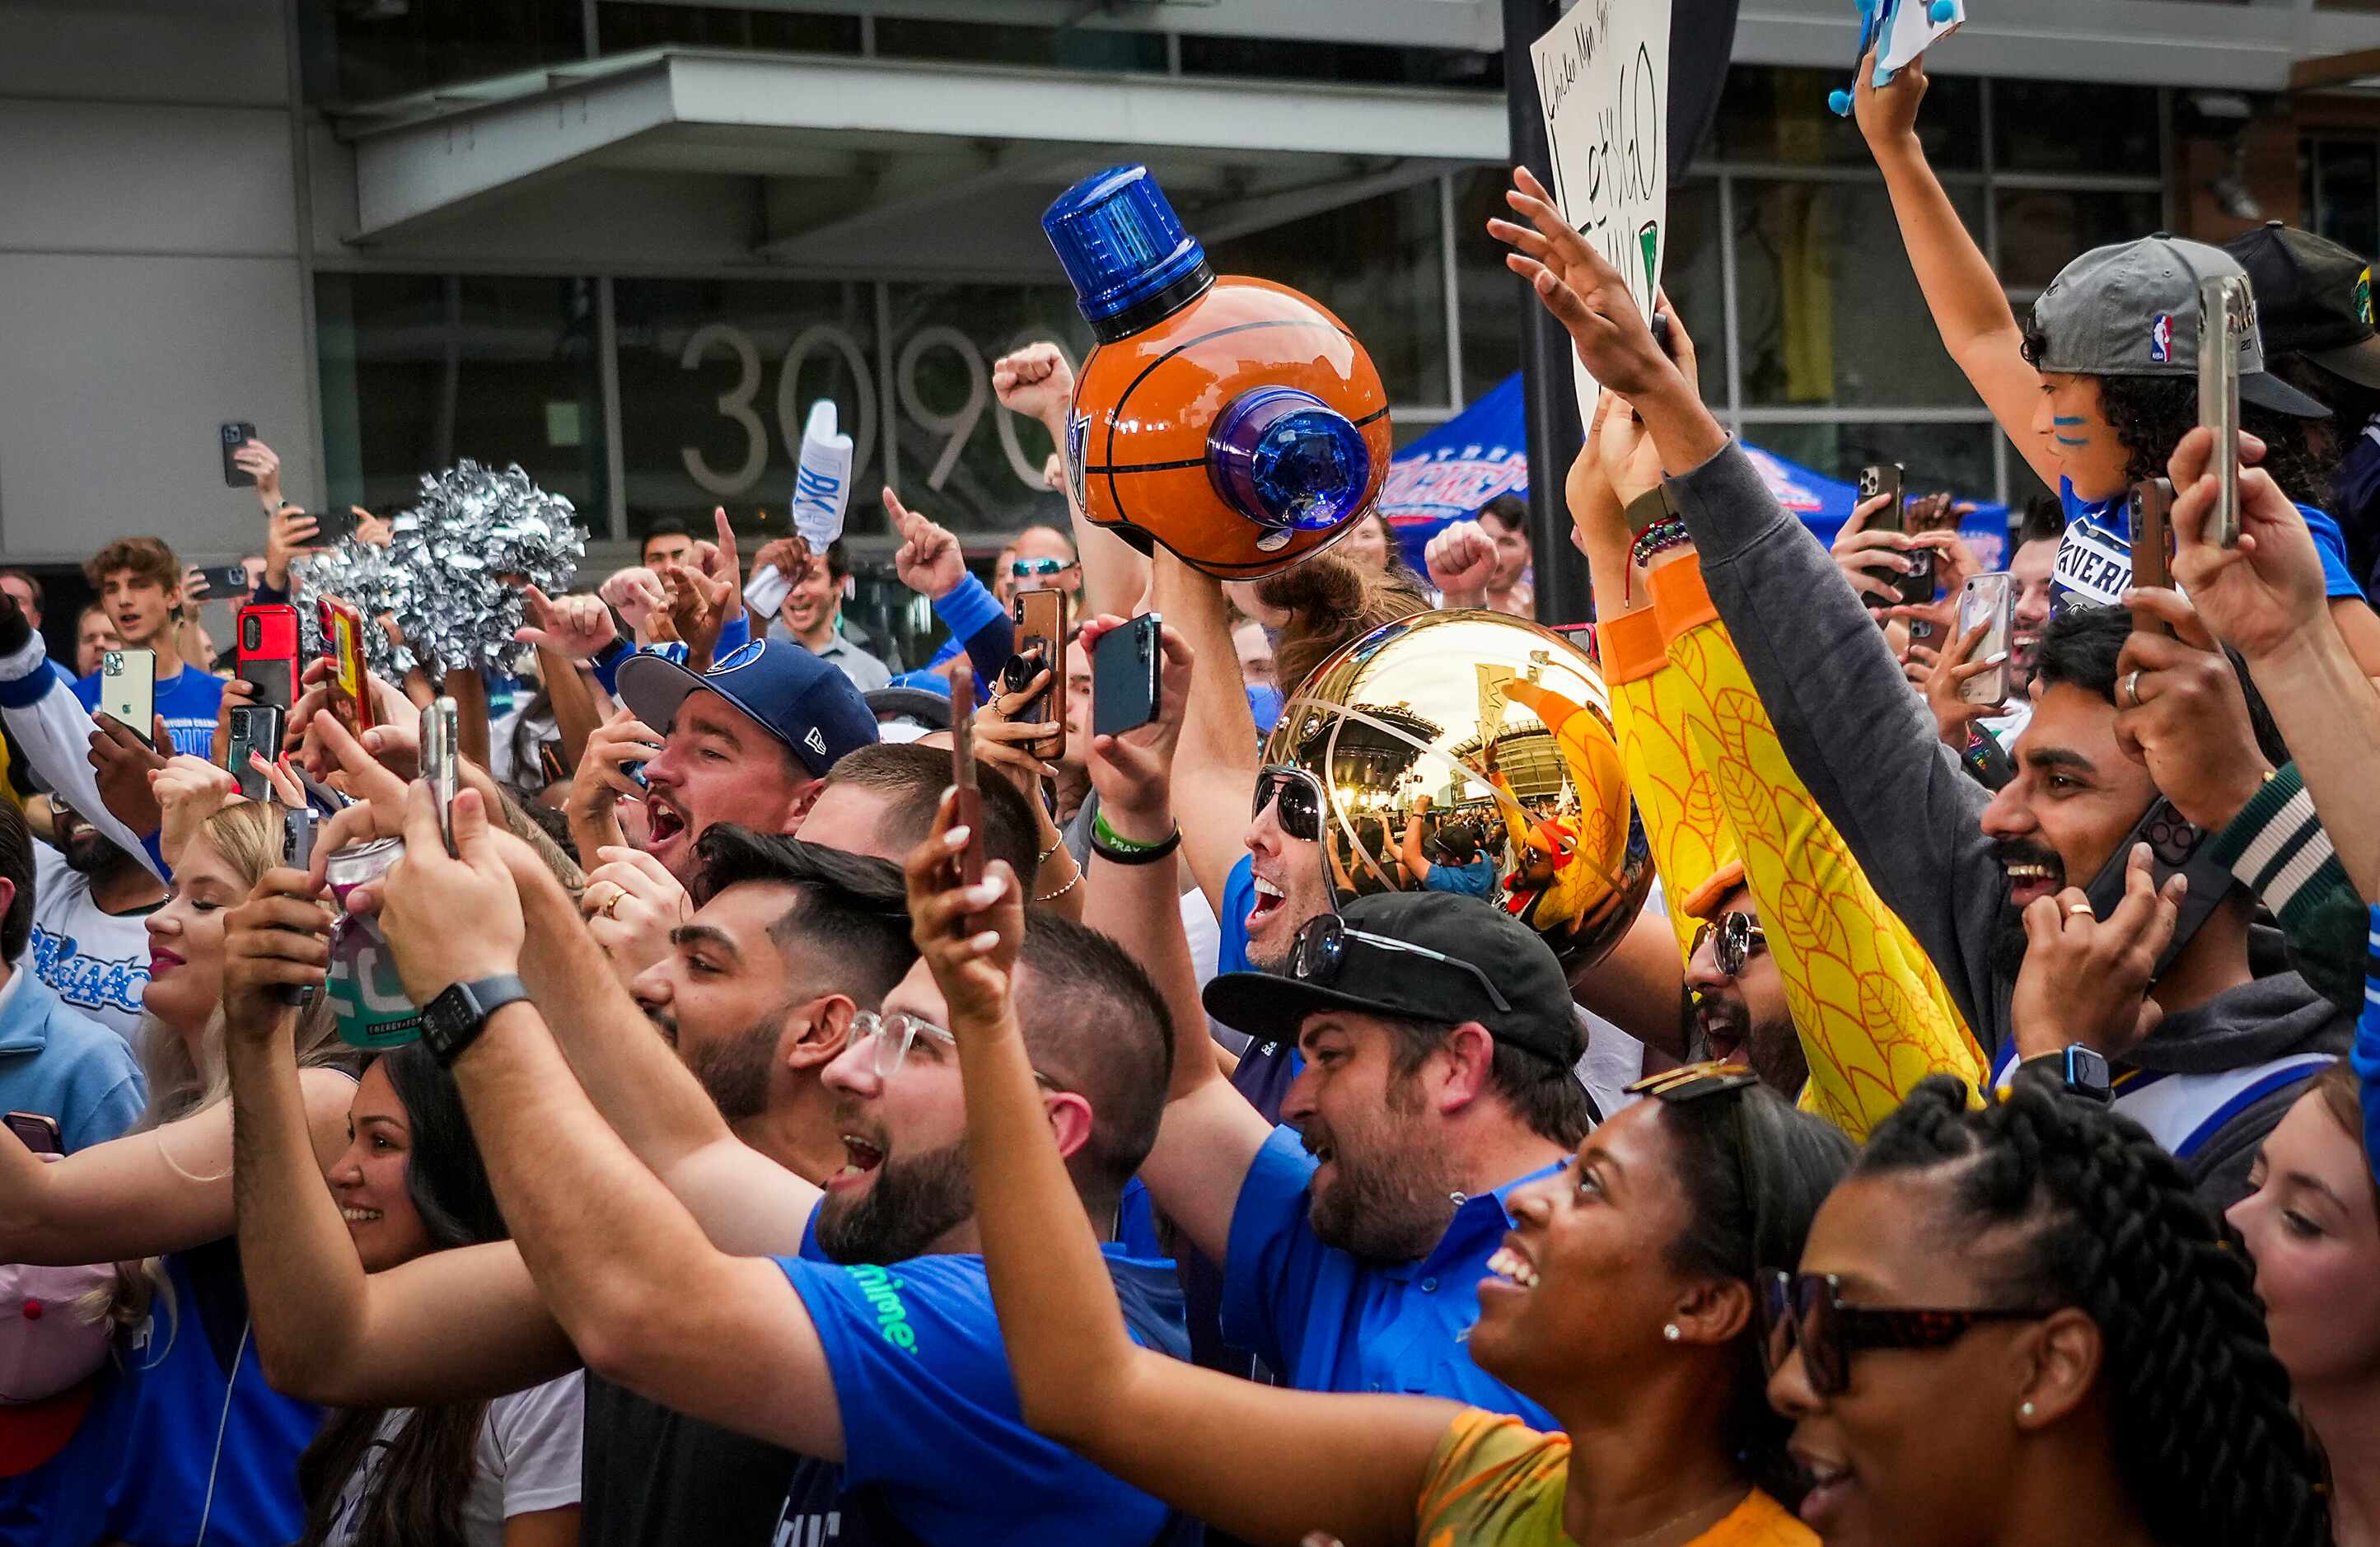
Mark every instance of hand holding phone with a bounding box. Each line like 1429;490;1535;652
320;598;376;734
227;704;286;801
947;659;986;937
236;603;302;713
422;697;460;856
1008;588;1068;730
190;564;252;600
221;422;258;488
2198;276;2247;549
2127;478;2177;640
101;650;157;745
278;808;321;1006
1092;614;1165;738
1955;573;2014;707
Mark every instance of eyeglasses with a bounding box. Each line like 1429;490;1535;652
1757;1270;2055;1398
1690;912;1768;979
1288;913;1512;1014
1008;558;1072;579
1252;764;1325;843
848;1010;1058;1088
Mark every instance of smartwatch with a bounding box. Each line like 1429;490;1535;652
420;975;531;1068
2018;1044;2113;1105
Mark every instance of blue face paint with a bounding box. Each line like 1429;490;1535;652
2052;414;2091;448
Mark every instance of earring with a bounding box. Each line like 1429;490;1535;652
2019;1401;2036;1419
1662;1323;1681;1343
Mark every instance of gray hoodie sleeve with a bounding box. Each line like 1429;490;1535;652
1662;441;2008;1050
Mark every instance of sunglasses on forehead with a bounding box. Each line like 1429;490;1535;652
1758;1270;2056;1398
1690;912;1767;979
1252;765;1325;843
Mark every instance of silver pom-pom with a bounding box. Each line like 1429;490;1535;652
291;460;583;679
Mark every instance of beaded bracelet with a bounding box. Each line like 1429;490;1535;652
1629;515;1690;568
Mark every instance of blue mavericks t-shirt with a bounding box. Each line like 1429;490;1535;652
772;1247;1199;1546
1423;854;1497;899
2053;476;2365;611
72;662;225;760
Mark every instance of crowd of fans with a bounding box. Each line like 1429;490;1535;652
0;46;2371;1547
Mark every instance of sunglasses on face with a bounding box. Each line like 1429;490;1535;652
1288;913;1513;1014
1008;558;1072;579
1252;765;1325;844
1757;1270;2054;1398
1690;912;1768;979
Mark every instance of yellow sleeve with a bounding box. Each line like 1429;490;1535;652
1602;607;1737;961
1648;556;1986;1138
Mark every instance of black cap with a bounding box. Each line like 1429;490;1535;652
1201;891;1582;1068
2223;222;2380;391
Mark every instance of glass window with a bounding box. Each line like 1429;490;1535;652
1179;35;1502;90
1738;419;2000;511
314;273;607;526
1994;80;2159;175
873;16;1166;71
611;278;879;544
595;4;863;54
2309;139;2380;265
301;0;585;105
877;283;1094;536
1733;178;1986;408
1994;189;2163;293
1210;182;1449;408
1710;65;1983;171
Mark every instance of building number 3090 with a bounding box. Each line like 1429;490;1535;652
677;320;1068;500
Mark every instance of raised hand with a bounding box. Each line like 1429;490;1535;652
1851;44;1929;150
89;713;168;839
992;343;1077;435
1915;619;2005;747
701;507;746;628
600;567;670;638
352;507;392;548
973;666;1064;797
372;785;526;1007
264;503;322;588
1076;615;1193;835
887;488;965;600
222;867;333;1040
2163;425;2328;662
232;438;284;514
151;754;241;866
658;563;736;670
564;706;664;848
1424;521;1498;606
2112;587;2273;830
2010;843;2184;1061
513;583;618;659
751;536;810;583
903;788;1025;1037
1487;165;1678;400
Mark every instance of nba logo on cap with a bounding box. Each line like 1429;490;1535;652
2149;314;2173;364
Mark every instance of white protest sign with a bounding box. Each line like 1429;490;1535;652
1531;0;1672;426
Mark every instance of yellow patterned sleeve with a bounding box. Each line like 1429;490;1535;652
1602;606;1737;960
1648;556;1985;1138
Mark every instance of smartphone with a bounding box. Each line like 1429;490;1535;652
227;704;285;802
191;563;251;600
319;597;376;734
100;649;157;741
1857;464;1933;611
2127;477;2177;640
1007;587;1068;730
947;658;984;935
1956;573;2014;707
2199;275;2247;549
421;696;459;856
2;1112;62;1157
220;422;257;488
308;505;361;548
279;807;320;1006
1092;614;1164;739
2080;797;2234;979
236;603;302;713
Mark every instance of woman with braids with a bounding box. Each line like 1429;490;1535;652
1765;1073;2331;1546
908;786;1854;1547
2228;1061;2380;1546
1849;44;2380;673
302;1045;582;1547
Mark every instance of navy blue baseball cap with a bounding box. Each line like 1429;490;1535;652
617;640;877;779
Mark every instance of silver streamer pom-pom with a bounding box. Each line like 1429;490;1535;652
292;460;582;679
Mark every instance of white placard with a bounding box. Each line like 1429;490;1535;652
1531;0;1673;427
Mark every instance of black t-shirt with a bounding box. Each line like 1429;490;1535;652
582;1376;811;1546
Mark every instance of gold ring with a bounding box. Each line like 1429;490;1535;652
2066;903;2093;917
601;889;622;919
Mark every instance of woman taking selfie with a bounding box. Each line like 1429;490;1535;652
299;1044;582;1547
0;795;358;1544
906;810;1854;1547
2228;1062;2380;1547
1765;1074;2330;1547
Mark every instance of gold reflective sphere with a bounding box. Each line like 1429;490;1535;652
1261;609;1651;975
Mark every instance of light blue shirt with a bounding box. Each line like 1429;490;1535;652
0;967;142;1152
1222;1124;1559;1424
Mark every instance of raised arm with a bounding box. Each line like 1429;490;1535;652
909;799;1457;1547
994;344;1149;619
222;876;574;1403
1853;54;2055;487
0;597;166;881
369;787;842;1457
1151;549;1260;914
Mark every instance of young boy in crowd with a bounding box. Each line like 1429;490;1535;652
72;537;222;759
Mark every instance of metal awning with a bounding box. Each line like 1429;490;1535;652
331;47;1508;264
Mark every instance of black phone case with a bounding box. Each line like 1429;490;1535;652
227;707;283;802
1092;619;1162;739
221;423;256;488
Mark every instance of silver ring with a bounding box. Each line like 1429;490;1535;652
2121;669;2142;708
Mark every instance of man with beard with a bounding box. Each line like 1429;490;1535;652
1678;876;1803;1096
1522;243;2346;1205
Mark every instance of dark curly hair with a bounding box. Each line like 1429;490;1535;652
1857;1076;2332;1547
2020;323;2330;506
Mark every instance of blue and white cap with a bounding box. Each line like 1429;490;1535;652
617;640;877;780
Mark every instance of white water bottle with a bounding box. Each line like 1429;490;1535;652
792;400;853;552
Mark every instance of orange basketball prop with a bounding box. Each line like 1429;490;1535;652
1044;166;1392;578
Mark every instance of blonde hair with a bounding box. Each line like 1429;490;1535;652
100;800;356;1333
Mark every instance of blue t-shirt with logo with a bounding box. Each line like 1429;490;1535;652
1422;853;1497;899
72;661;224;760
2053;477;2365;611
770;1247;1199;1546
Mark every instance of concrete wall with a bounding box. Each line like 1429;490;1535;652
0;0;318;565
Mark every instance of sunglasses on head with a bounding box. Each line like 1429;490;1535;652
1690;911;1768;979
1252;765;1325;844
1288;912;1512;1014
1757;1270;2055;1398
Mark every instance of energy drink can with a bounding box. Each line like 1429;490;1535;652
322;837;423;1049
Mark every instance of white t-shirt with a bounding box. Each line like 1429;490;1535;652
26;840;153;1045
323;1371;585;1546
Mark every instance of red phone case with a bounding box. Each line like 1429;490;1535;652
318;598;376;732
236;604;302;713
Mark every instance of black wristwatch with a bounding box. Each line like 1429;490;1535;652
420;975;531;1068
2018;1044;2113;1105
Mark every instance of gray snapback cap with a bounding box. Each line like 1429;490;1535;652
2029;235;2329;417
